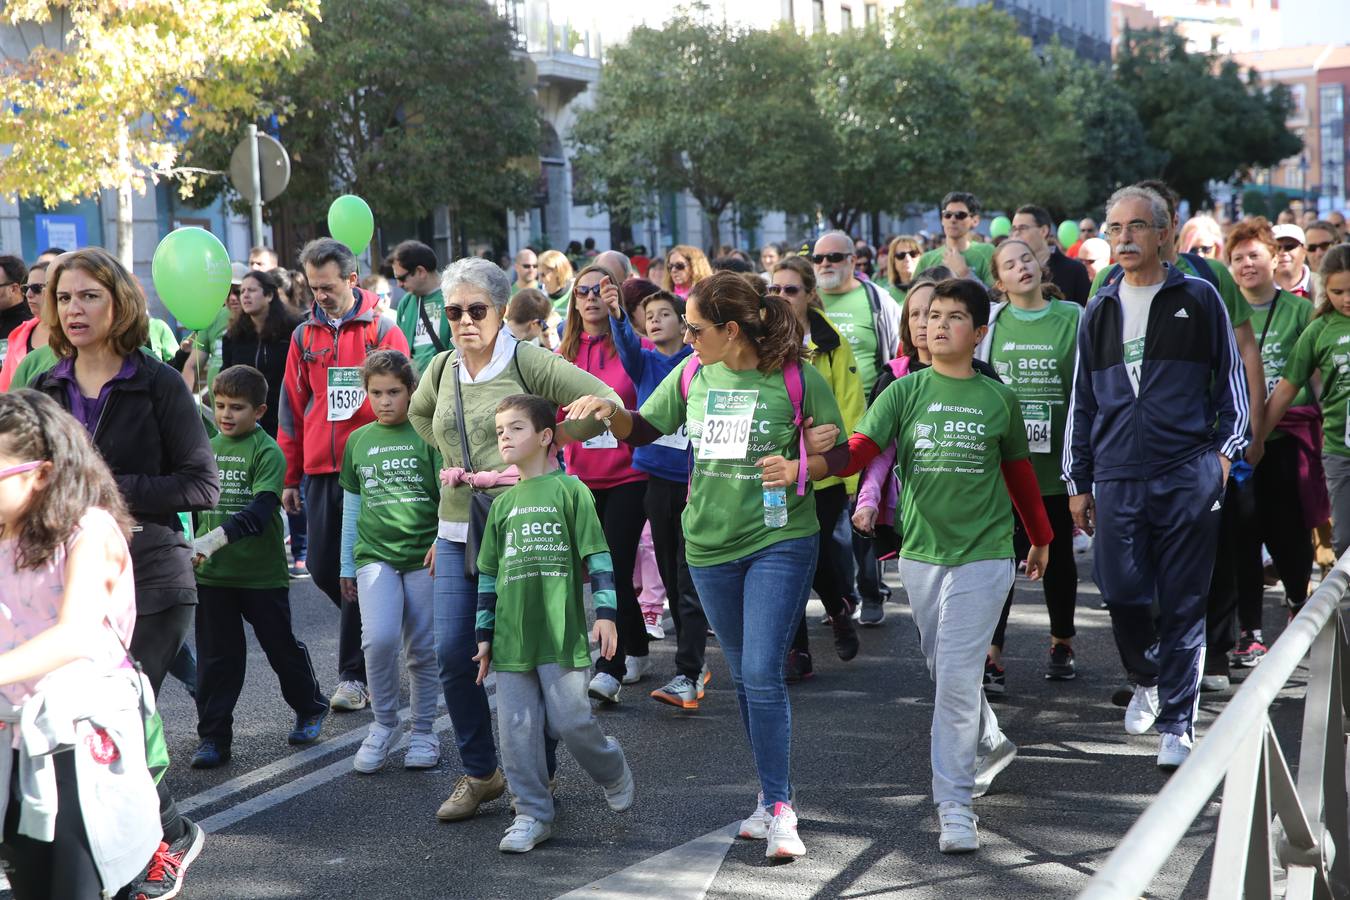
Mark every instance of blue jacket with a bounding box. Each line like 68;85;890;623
1063;263;1249;492
610;313;693;483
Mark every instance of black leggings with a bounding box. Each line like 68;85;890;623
793;484;853;653
991;493;1078;649
592;480;650;678
645;476;709;681
0;749;103;899
1252;436;1313;617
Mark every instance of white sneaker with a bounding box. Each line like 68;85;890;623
622;656;652;685
602;755;635;812
738;792;770;840
353;722;396;773
1124;684;1160;735
938;801;979;853
498;815;552;853
643;611;666;640
765;802;806;858
588;672;621;703
1157;732;1193;771
330;680;370;712
404;731;440;769
972;736;1017;799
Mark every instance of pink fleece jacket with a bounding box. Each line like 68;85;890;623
561;331;647;490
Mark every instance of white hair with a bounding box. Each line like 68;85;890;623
1105;186;1169;230
441;257;511;311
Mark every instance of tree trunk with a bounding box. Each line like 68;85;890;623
704;206;723;256
116;118;134;270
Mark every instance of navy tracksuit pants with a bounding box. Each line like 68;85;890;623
1092;453;1225;737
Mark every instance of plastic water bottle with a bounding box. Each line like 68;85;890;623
763;485;788;528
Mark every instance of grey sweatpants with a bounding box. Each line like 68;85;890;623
1323;452;1350;555
356;562;439;733
496;664;627;823
900;557;1015;805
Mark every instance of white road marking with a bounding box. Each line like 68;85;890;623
552;822;740;900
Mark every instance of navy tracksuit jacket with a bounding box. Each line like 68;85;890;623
1064;263;1250;736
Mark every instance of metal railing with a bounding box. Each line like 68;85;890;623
1079;552;1350;899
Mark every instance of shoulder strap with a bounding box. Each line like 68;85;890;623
450;357;475;473
679;357;701;401
1180;251;1220;289
782;358;809;497
510;340;531;394
860;279;889;372
417;301;448;353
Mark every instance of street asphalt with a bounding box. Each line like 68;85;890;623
4;549;1313;899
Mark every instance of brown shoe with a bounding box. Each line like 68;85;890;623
436;769;507;821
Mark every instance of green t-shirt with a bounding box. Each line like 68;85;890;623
639;357;846;567
856;366;1030;566
1250;289;1315;438
915;243;995;286
193;305;232;392
195;428;290;589
1091;257;1252;330
338;419;441;572
476;469;610;671
10;344;56;389
1283;311;1350;458
986;300;1081;495
821;285;881;391
395;289;451;374
550;286;573;318
147;318;179;363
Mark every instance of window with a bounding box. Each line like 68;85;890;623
865;2;879;25
1320;84;1345;201
813;0;825;32
841;5;852;29
1289;83;1306;119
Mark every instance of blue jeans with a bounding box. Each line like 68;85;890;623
433;539;557;779
689;533;818;806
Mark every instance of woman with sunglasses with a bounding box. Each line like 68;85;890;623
1179;215;1223;261
0;262;48;391
880;235;924;304
408;258;620;825
662;245;712;299
772;257;864;681
557;264;651;702
565;271;849;859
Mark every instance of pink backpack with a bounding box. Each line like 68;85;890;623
679;358;810;497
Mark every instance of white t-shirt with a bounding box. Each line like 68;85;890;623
1119;278;1164;396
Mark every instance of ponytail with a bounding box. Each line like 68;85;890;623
690;271;802;374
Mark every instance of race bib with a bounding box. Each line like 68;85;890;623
698;389;758;460
327;367;366;422
413;313;431;348
654;424;691;451
1021;400;1051;454
1266;376;1279;399
581;430;619;450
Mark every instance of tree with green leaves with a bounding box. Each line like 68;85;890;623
570;14;824;251
184;0;540;248
0;0;318;265
808;22;968;233
1114;27;1302;208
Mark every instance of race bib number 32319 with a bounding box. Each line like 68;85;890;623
698;389;758;460
327;367;366;422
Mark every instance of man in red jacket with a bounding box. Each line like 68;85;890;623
279;238;410;711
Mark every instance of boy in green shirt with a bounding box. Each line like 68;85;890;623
473;394;634;854
188;365;329;769
837;278;1053;855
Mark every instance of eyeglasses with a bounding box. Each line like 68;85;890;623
21;283;43;294
1276;240;1302;253
766;284;803;297
811;252;851;265
1104;220;1158;238
1081;227;1097;236
446;303;491;322
1308;242;1334;254
942;210;971;221
574;284;604;299
0;460;44;480
519;263;538;270
681;316;722;338
668;261;688;272
894;249;922;259
1193;245;1215;255
394;270;414;283
1010;223;1039;235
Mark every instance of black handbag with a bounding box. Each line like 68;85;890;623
451;356;492;579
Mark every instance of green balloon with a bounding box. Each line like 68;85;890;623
989;216;1011;238
328;194;374;254
1058;219;1080;247
151;227;231;331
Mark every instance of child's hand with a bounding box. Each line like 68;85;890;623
340;577;358;604
756;455;797;488
852;505;878;534
592;619;618;659
423;544;436;578
1025;545;1049;581
805;419;840;454
472;642;492;684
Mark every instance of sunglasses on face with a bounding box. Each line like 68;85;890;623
1308;241;1334;253
1193;245;1215;255
394;270;414;283
574;283;605;299
680;315;721;338
894;249;922;259
766;284;803;297
519;263;538;269
1277;241;1301;253
668;261;688;272
447;303;491;322
811;252;851;265
22;283;43;295
942;210;971;221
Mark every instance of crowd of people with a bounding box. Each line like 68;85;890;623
0;181;1348;896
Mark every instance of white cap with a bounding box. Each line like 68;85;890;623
1078;237;1111;267
230;261;250;285
1272;224;1306;246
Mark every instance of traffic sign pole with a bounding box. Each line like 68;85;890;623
247;124;264;248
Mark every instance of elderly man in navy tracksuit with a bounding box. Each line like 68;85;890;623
1063;185;1249;772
